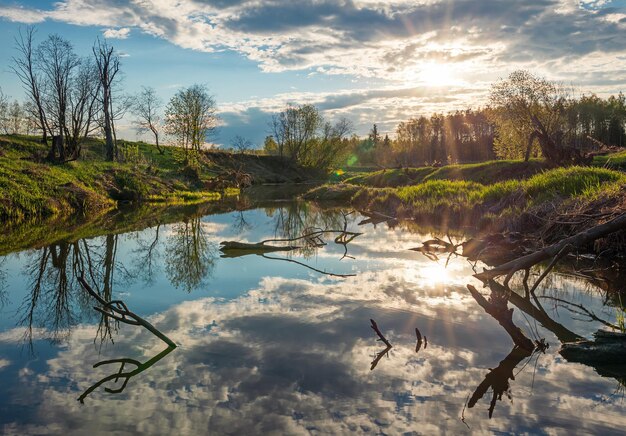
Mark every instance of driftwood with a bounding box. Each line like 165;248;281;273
358;210;398;227
475;213;626;284
560;330;626;364
415;327;427;353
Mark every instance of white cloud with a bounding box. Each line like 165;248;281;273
103;27;131;39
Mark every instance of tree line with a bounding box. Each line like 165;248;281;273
3;27;626;170
338;71;626;168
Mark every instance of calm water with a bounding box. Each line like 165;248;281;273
0;201;624;435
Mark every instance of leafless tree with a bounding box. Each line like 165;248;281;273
231;135;253;154
11;27;50;143
37;34;80;161
93;38;121;161
131;86;163;153
66;58;99;159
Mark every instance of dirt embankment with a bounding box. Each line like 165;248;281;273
204;151;325;184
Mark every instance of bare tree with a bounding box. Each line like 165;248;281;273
37;34;80;161
131;86;163;154
231;135;253;154
0;88;8;134
11;27;50;144
270;104;352;170
66;58;99;160
93;38;121;161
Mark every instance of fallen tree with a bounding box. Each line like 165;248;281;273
474;213;626;285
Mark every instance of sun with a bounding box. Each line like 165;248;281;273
419;62;457;86
403;62;460;87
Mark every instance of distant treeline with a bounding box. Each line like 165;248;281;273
348;92;626;167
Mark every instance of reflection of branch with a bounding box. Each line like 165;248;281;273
467;283;535;351
370;344;392;370
468;346;533;419
538;295;620;330
77;346;175;403
260;254;356;278
77;276;176;402
370;319;393;370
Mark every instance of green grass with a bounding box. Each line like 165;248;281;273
342;159;549;188
308;166;626;221
593;149;626;171
0;134;236;221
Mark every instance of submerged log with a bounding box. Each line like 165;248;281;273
560;330;626;364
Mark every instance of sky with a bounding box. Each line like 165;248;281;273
0;0;625;147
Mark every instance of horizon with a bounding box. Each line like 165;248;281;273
1;0;626;147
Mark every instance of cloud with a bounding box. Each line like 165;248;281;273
1;0;625;142
0;0;624;83
103;27;131;39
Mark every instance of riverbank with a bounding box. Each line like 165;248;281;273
305;163;626;257
0;135;317;222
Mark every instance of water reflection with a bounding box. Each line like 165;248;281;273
0;203;625;434
165;217;218;293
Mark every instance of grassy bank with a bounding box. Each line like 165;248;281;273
306;165;626;243
343;159;550;187
0;135;317;221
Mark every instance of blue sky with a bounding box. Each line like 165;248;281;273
1;0;625;147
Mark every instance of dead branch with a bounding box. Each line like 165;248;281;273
79;276;175;347
77;275;177;402
475;213;626;283
370;319;392;348
369;319;392;370
260;254;356;278
415;327;423;353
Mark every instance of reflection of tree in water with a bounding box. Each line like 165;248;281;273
18;235;130;348
0;257;8;309
129;224;162;286
266;203;357;258
165;217;217;293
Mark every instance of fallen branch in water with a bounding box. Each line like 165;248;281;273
370;319;392;348
474;213;626;285
415;327;424;353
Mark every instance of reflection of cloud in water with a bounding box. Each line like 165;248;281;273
2;270;625;434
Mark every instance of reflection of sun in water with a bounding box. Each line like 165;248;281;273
405;262;452;287
419;262;452;286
